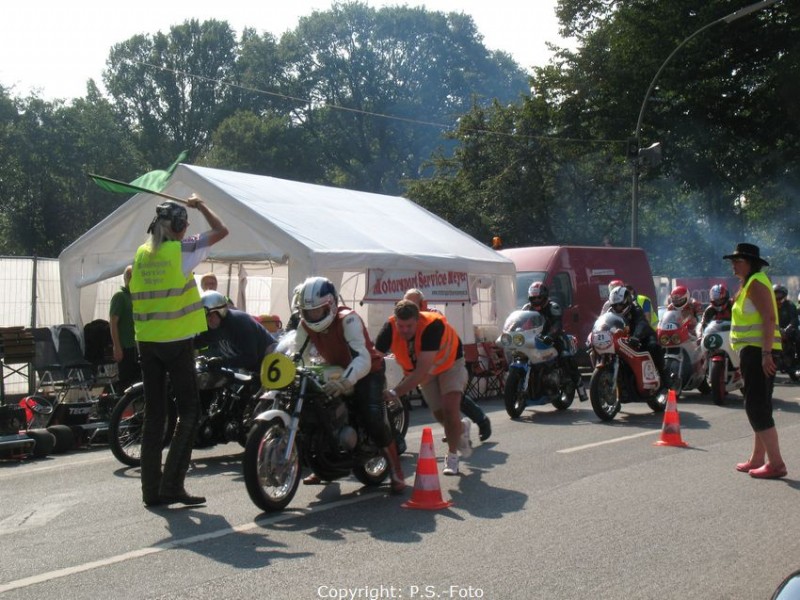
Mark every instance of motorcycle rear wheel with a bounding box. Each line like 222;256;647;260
243;419;300;513
589;368;620;421
709;361;728;406
108;387;176;467
503;369;527;419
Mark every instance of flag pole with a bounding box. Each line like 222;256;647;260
87;173;189;204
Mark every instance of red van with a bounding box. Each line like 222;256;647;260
499;246;657;361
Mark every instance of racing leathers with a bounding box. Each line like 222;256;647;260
616;303;670;391
522;299;587;400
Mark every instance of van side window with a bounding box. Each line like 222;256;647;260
551;272;573;307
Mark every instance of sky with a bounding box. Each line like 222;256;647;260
1;0;568;101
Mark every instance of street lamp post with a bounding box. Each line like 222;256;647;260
630;0;779;247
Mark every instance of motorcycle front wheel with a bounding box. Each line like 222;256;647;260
108;386;176;467
243;419;300;513
551;378;575;411
503;368;527;419
709;361;728;406
665;358;683;398
353;455;389;487
589;368;620;421
386;394;409;438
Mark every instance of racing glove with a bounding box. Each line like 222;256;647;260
323;378;355;398
540;335;554;346
628;337;641;350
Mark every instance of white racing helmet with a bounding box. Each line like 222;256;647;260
201;290;229;318
298;276;337;333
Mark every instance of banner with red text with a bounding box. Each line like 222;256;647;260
364;269;470;303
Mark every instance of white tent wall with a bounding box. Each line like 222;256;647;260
58;165;516;342
0;257;62;328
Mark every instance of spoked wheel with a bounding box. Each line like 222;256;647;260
503;368;527;419
243;419;300;513
108;386;176;467
710;361;728;406
353;455;389;486
386;393;409;438
589;368;620;421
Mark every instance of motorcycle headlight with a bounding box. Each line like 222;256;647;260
500;333;512;347
512;333;525;347
659;334;670;346
671;333;681;345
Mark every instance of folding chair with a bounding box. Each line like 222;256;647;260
32;326;94;402
464;342;507;400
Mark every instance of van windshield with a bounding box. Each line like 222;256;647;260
515;272;547;307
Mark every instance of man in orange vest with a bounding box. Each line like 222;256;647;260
402;289;491;442
375;299;471;476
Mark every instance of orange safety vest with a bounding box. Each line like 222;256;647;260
389;311;459;375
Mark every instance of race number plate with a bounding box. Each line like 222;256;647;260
260;353;296;389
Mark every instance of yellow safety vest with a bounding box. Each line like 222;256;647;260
130;241;206;342
637;294;658;328
730;271;782;352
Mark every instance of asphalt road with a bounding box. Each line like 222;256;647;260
1;378;799;600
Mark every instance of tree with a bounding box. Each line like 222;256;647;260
103;19;242;166
274;1;530;193
0;87;142;256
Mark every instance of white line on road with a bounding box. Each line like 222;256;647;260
0;491;381;594
557;429;660;453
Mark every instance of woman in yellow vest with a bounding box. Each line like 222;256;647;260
131;195;228;507
725;243;787;479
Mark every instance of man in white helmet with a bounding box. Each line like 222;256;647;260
195;290;277;373
293;276;406;494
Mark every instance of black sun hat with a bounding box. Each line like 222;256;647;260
722;242;769;267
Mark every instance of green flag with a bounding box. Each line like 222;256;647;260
89;150;188;195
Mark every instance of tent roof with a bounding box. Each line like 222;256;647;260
59;165;514;323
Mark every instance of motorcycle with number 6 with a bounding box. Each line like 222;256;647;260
497;309;578;418
588;312;667;421
243;332;408;513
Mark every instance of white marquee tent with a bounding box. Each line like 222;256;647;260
58;165;516;342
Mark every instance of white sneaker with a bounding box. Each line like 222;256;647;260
458;417;472;458
443;452;459;476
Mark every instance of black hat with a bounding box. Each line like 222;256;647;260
723;242;769;267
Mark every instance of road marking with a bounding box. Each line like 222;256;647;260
557;430;660;453
0;490;382;594
0;455;114;480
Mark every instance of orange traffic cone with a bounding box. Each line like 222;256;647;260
402;427;453;510
654;390;689;448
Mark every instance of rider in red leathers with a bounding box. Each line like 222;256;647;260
699;284;733;333
667;285;702;337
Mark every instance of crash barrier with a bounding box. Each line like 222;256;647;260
654;390;689;448
402;426;453;510
464;342;507;401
